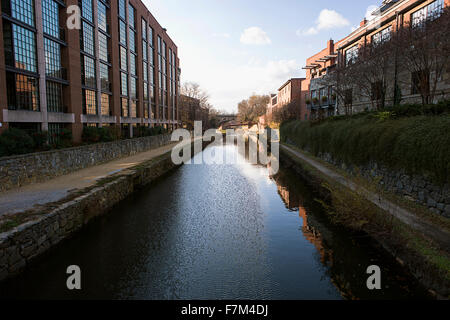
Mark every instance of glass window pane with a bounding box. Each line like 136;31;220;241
12;24;37;72
81;22;95;55
83;89;97;115
44;38;62;77
81;0;93;22
46;81;63;112
42;0;59;38
99;32;108;62
98;1;107;33
10;0;35;27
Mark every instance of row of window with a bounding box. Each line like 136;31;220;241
2;0;176;120
344;0;445;65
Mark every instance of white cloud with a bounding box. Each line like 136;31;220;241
297;9;350;36
213;32;231;39
365;5;379;21
240;27;271;45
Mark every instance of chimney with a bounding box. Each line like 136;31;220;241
327;39;334;53
360;18;367;27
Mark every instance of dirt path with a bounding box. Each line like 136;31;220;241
281;144;450;251
0;142;178;217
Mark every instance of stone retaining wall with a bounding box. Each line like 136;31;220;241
317;151;450;218
0;152;179;282
0;134;172;192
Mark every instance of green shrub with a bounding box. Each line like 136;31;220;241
281;114;450;184
31;131;48;149
0;128;35;157
82;126;101;144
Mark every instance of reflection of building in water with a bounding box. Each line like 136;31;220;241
277;184;299;210
299;206;331;266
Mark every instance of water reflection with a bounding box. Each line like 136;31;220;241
271;165;430;300
0;144;430;300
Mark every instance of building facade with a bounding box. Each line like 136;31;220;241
261;78;305;125
179;94;209;130
0;0;180;142
302;0;450;120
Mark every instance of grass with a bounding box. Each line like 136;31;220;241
280;144;450;296
281;112;450;184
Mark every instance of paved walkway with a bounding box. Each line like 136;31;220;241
0;142;178;217
281;144;450;251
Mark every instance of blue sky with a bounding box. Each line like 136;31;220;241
143;0;380;113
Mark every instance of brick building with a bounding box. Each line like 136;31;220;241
261;78;305;125
179;94;209;130
302;0;450;119
0;0;180;142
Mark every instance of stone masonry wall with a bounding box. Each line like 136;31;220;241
0;153;179;282
317;152;450;218
0;134;172;192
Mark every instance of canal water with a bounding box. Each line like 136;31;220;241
0;144;429;299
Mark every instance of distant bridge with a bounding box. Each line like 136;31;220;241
217;114;237;126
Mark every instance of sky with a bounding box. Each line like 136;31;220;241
143;0;380;113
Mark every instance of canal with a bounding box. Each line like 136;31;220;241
0;144;429;299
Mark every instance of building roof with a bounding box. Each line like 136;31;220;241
278;78;304;91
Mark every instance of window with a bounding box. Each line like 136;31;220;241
130;77;137;99
143;42;148;61
5;23;38;73
121;72;128;96
130;54;136;76
119;20;127;46
6;72;39;111
98;1;107;33
101;93;110;115
411;0;444;28
121;98;129;117
143;62;148;82
120;46;127;70
118;0;126;20
81;0;93;23
44;38;62;78
130;100;137;118
81;22;95;55
81;55;96;88
128;5;135;29
83;89;97;115
345;45;358;65
9;0;35;27
99;32;108;62
143;82;148;100
99;62;109;91
46;81;64;112
42;0;59;38
129;28;136;52
142;19;147;41
48;123;64;145
372;26;392;45
143;102;149;119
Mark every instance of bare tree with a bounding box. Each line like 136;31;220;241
318;63;356;116
272;101;299;124
395;7;450;105
352;39;394;110
181;82;212;109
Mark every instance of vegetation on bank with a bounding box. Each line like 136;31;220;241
0;125;169;158
280;101;450;184
280;145;450;297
